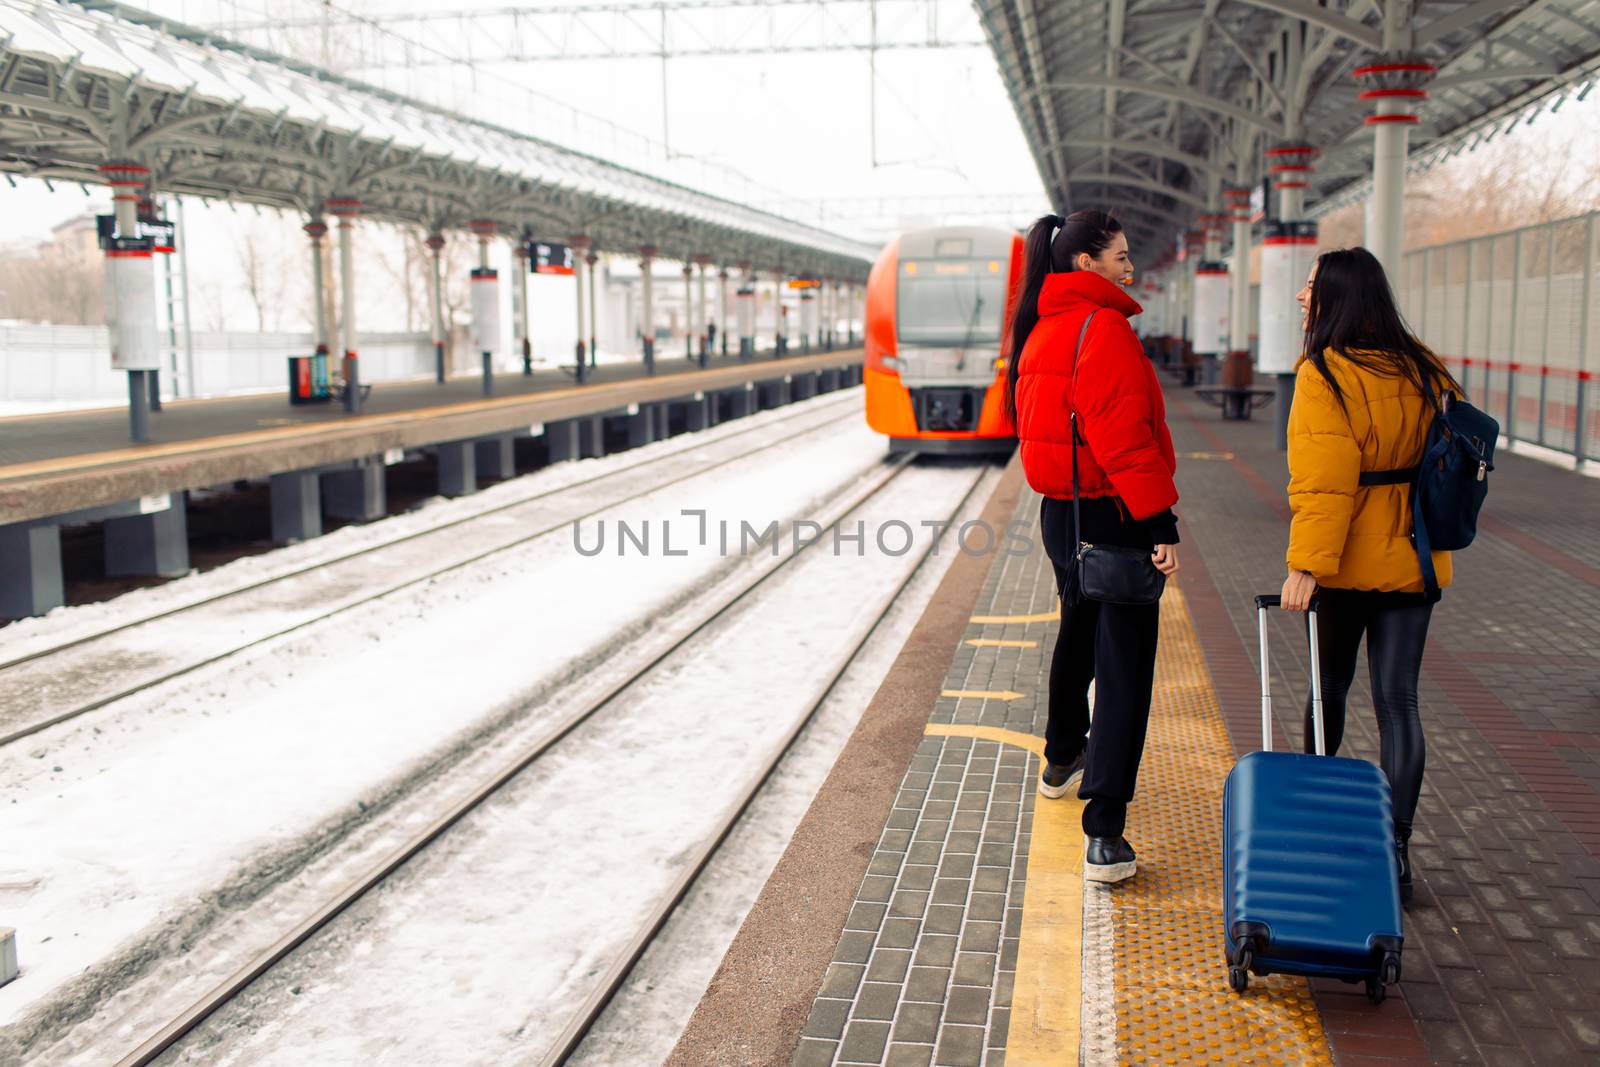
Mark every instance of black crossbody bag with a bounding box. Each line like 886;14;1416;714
1068;311;1167;606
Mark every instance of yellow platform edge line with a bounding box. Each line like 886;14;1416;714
964;639;1039;649
922;723;1078;1065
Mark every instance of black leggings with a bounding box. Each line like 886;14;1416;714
1040;498;1161;839
1302;589;1434;830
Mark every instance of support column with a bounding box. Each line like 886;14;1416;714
546;419;581;463
437;441;477;497
640;245;657;374
1263;143;1321;450
307;217;334;392
270;471;322;545
717;267;731;357
736;262;755;359
1192;191;1228;384
138;191;170;410
773;270;787;357
683;263;696;360
328;197;363;412
627;403;654;448
587;249;599;368
105;495;189;577
847;284;858;345
469;219;501;397
475;434;516;480
0;523;63;618
570;235;591;383
426;232;447;382
1224;184;1254;417
323;459;387;522
513;237;532;377
101;163;157;442
1354;59;1437;281
799;286;817;354
695;256;711;367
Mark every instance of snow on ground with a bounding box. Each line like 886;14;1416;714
0;398;859;741
569;463;1003;1066
0;397;883;1055
0;391;858;664
152;461;990;1066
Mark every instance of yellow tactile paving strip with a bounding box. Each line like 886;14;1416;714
1112;583;1335;1066
934;582;1337;1066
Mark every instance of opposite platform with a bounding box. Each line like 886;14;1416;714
0;350;862;524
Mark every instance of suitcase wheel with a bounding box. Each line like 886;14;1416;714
1227;940;1254;994
1365;977;1386;1004
1381;952;1402;986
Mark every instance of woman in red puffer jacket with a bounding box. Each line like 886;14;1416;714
1008;209;1180;885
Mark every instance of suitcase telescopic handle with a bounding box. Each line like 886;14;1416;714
1254;595;1325;756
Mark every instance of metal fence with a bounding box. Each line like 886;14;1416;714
1400;212;1598;463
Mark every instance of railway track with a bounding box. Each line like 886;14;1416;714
0;395;861;748
108;455;994;1066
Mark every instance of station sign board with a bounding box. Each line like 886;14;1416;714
787;277;820;289
527;241;576;275
97;214;176;253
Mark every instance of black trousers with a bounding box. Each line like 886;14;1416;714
1041;498;1162;839
1302;588;1434;830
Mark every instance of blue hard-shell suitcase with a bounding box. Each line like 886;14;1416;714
1221;595;1404;1003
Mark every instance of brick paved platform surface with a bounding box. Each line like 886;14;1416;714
1166;378;1600;1065
783;371;1599;1067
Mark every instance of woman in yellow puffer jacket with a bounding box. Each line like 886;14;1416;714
1281;246;1461;904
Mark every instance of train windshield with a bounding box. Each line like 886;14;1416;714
896;260;1007;347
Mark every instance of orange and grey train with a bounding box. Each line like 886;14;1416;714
864;225;1023;454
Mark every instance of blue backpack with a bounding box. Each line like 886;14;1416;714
1360;373;1498;599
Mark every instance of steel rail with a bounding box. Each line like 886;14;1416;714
110;450;956;1066
0;398;860;748
539;463;992;1065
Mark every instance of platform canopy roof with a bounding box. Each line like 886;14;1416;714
976;0;1600;250
0;0;878;277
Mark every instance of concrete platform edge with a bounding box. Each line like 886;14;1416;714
664;452;1026;1067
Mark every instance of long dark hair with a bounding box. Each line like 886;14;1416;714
1302;246;1459;409
1005;209;1124;424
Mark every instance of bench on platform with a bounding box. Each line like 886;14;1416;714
1194;385;1274;420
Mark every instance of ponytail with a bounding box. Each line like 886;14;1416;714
1005;209;1125;425
1005;214;1062;424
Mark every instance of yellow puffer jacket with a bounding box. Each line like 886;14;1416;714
1286;349;1452;593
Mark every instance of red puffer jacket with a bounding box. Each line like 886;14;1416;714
1014;270;1178;519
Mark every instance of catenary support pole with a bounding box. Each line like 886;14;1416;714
426;231;447;382
587;249;599;368
570;235;590;382
469;220;501;397
329;197;363;413
640;246;656;373
306;215;333;393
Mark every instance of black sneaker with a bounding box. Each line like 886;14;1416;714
1038;752;1085;799
1085;836;1137;884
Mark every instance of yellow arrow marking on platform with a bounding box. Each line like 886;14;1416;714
940;690;1025;701
965;639;1038;649
923;723;1080;1065
969;608;1059;624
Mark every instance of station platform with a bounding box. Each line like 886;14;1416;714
669;378;1600;1066
0;349;863;525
